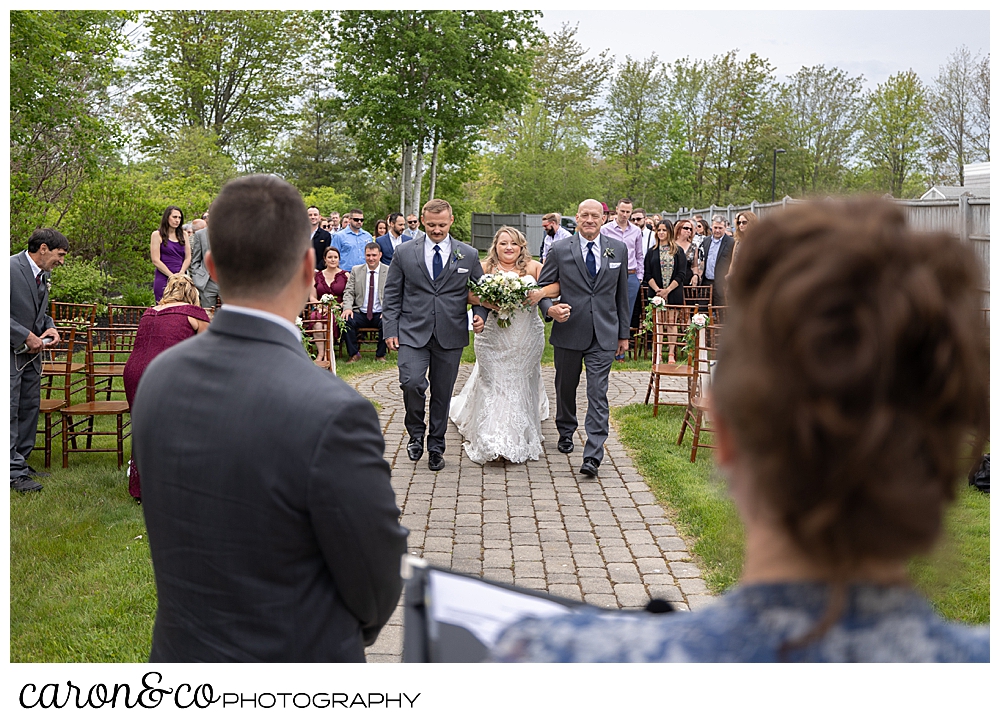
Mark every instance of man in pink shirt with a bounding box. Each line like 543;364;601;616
600;198;644;358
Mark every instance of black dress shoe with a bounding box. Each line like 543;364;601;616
557;437;574;454
407;438;424;461
27;465;51;478
579;457;600;477
11;475;43;492
428;451;445;471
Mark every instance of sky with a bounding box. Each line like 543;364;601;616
536;9;990;88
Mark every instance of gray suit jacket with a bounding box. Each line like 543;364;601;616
10;252;54;363
538;233;631;352
343;262;389;312
189;228;214;292
382;235;486;349
132;309;407;662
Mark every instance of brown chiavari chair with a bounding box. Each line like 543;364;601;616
643;304;697;416
108;304;148;328
60;327;135;468
682;285;713;310
35;326;86;467
301;302;335;372
677;316;722;462
49;301;97;328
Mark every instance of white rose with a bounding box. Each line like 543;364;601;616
692;313;707;325
651;296;665;307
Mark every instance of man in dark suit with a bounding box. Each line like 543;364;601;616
375;212;411;265
132;175;407;662
701;215;735;306
10;228;68;492
308;205;332;271
537;199;630;478
382;198;486;471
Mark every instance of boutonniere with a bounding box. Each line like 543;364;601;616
603;247;615;259
453;248;464;262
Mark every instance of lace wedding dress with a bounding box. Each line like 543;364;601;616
450;305;549;464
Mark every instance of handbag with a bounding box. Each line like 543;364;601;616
968;454;989;493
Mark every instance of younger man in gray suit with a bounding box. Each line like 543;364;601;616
132;174;407;662
10;228;68;492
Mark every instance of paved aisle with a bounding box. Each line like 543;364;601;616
349;366;711;663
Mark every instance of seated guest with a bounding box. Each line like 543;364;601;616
375;212;411;265
492;197;989;662
123;275;210;503
308;246;350;362
132;174;407;662
341;242;388;363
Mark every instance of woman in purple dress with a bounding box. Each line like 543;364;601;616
150;205;191;301
124;275;209;502
307;246;350;361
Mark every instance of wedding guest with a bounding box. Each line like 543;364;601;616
493;198;989;662
341;242;389;363
150;206;191;302
643;220;689;363
123;275;210;502
728;210;758;279
374;219;388;239
308;246;350;362
673;219;700;293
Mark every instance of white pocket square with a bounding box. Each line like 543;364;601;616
457;267;469;274
609;262;621;269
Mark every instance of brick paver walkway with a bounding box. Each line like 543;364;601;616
349;365;710;662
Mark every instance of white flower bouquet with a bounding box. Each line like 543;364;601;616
319;294;347;335
469;271;538;328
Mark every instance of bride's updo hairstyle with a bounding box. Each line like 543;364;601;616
713;197;988;571
485;226;531;276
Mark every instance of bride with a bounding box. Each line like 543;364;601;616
450;226;560;464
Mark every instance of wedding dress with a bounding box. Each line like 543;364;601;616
450;305;549;464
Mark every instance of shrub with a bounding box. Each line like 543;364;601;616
49;257;113;315
59;170;160;294
117;283;155;308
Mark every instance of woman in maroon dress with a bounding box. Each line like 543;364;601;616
124;275;209;502
308;246;350;362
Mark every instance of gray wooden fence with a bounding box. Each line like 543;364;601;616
470;213;546;256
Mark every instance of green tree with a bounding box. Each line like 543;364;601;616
475;22;610;214
598;55;671;204
779;65;864;195
331;10;541;214
134;10;318;168
970;53;990;161
928;46;987;185
10;10;133;246
860;70;930;197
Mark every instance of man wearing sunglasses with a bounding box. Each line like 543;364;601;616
330;208;373;273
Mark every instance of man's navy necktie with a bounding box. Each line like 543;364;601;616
586;242;597;278
433;244;442;280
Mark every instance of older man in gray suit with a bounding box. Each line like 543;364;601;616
189;225;219;309
132;175;407;661
10;228;69;492
382;198;486;472
537;199;630;477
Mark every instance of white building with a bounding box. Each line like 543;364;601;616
921;162;990;200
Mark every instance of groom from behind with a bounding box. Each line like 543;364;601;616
132;174;407;661
382;199;487;471
537;199;630;477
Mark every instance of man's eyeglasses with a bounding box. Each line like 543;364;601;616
351;217;364;223
630;216;644;223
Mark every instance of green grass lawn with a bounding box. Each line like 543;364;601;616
611;402;990;624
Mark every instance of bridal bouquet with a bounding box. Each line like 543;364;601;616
469;271;538;328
